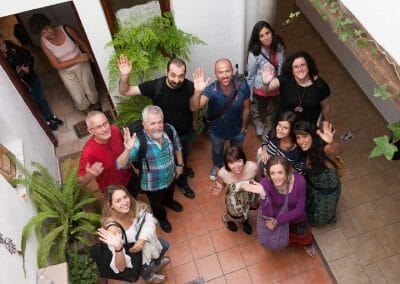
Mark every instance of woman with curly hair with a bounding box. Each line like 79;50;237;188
261;51;331;125
247;21;285;135
294;121;342;225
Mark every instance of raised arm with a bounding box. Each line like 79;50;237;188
261;63;280;92
116;127;137;169
118;54;142;96
190;68;210;111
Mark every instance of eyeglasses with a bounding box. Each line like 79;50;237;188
89;121;110;131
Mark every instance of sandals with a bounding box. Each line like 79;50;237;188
304;244;316;258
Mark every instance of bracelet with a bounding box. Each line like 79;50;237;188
115;246;123;252
176;163;184;167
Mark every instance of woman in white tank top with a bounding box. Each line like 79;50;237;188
28;13;99;112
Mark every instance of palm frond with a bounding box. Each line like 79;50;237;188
74;235;93;247
71;224;97;236
37;224;66;268
72;197;98;213
72;212;102;223
61;159;80;209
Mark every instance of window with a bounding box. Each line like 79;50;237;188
0;144;16;183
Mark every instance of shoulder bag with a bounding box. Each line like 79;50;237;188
256;186;289;250
90;214;146;282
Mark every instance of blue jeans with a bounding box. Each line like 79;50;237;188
209;130;246;167
142;238;169;280
29;75;54;121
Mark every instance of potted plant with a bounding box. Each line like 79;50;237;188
107;11;205;128
11;158;101;276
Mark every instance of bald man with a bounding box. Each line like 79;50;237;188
191;58;251;181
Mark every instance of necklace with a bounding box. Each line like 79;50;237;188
295;83;307;113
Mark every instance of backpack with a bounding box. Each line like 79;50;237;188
127;120;175;173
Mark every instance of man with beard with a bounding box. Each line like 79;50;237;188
118;55;196;199
78;111;139;197
116;105;184;233
192;58;251;181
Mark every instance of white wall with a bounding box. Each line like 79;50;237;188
0;66;60;283
171;0;245;79
0;0;114;282
341;0;400;64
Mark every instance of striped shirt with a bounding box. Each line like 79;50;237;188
262;131;305;175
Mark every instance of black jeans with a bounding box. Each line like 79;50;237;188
144;182;175;222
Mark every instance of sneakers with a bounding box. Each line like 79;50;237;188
46;117;64;131
177;184;195;199
241;219;252;235
53;117;64;126
146;273;166;283
256;121;265;136
224;220;238;232
165;201;183;212
209;166;219;181
159;219;172;233
154;256;171;272
46;120;58;131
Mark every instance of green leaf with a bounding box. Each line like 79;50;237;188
388;122;400;142
338;30;352;42
37;224;66;267
373;84;392;100
371;47;378;56
369;135;398;160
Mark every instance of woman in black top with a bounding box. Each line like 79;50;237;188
261;51;331;125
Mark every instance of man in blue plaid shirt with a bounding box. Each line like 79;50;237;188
117;105;184;233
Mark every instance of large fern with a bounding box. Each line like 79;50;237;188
12;158;101;271
107;11;205;89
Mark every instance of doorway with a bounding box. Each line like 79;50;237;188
1;2;114;159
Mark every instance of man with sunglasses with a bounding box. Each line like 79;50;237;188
78;111;139;197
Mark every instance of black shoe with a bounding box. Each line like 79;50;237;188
159;219;172;233
224;220;238;232
53;117;64;126
177;184;195;199
186;167;195;178
165;201;183;212
47;120;58;131
241;219;252;235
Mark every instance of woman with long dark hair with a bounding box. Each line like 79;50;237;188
258;111;304;176
247;21;285;135
294;121;342;225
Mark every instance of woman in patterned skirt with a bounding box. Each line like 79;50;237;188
294;120;342;225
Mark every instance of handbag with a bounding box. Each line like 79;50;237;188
327;155;346;178
256;187;289;250
90;214;146;282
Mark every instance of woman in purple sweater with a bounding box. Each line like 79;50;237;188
242;156;315;256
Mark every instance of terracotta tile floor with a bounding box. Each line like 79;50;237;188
130;128;334;284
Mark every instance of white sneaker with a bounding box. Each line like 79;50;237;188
209;166;219;181
256;122;265;136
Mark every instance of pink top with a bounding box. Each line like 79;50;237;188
41;25;81;71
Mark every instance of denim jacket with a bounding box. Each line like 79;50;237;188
246;44;285;94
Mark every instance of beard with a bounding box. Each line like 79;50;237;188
167;78;183;89
151;131;163;140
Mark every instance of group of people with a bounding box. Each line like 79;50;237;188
2;17;342;283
